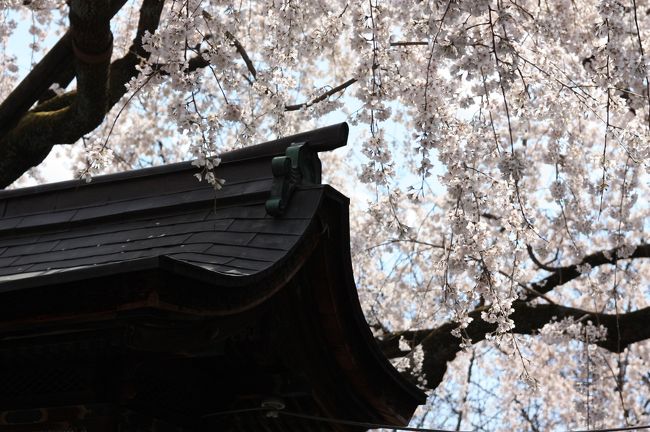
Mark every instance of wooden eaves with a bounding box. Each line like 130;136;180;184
0;123;425;431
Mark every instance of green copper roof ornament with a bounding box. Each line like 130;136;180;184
265;142;322;216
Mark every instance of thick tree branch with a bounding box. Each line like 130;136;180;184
380;302;650;392
37;64;76;105
0;0;128;140
0;31;72;137
378;243;650;391
527;243;650;300
0;1;115;187
0;0;165;188
31;92;77;113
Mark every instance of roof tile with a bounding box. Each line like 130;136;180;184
0;124;346;285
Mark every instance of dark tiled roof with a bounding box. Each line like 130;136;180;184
0;123;348;289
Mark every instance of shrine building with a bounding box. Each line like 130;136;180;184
0;123;425;431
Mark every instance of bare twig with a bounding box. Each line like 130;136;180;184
390;41;428;47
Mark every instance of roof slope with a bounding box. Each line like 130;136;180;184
0;123;347;289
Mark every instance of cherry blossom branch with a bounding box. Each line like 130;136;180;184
149;53;211;76
526;244;561;272
496;270;557;305
284;78;358;111
480;68;503;156
364;238;445;253
390;41;428;47
487;6;538;235
204;26;350;112
423;0;452;113
107;0;166;107
630;0;650;130
225;31;257;79
595;349;632;425
487;7;515;152
455;348;475;430
599;23;612;218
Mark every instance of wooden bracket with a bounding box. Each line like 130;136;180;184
265;142;322;216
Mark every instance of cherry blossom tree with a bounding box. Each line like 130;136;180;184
1;0;650;430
